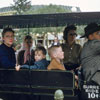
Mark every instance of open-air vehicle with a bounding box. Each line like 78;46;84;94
0;12;100;100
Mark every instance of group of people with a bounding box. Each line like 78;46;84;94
0;22;100;100
0;25;81;72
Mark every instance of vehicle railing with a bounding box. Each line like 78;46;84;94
0;68;75;96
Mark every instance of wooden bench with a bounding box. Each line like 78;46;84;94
0;69;78;100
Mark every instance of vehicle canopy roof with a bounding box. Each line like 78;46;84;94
0;12;100;29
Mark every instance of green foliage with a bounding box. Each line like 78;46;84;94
26;4;72;14
12;0;31;14
15;28;29;44
77;25;86;35
31;26;65;35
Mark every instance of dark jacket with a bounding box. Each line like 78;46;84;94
17;49;35;65
52;42;60;46
0;43;16;68
80;40;100;85
21;59;49;70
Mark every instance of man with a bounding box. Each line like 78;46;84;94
80;22;100;85
52;36;60;46
61;25;81;71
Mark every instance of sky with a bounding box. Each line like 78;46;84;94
0;0;100;12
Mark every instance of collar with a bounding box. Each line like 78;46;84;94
65;42;76;47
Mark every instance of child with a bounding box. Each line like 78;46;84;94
16;46;49;70
47;45;65;70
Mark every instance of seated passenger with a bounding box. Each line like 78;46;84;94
61;25;81;71
17;35;35;66
47;45;65;70
16;46;49;70
0;27;16;69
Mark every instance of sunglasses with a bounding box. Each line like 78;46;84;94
69;33;77;36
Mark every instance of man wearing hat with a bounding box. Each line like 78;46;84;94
79;22;100;100
80;22;100;85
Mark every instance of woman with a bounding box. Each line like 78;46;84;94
61;25;82;70
17;35;35;66
0;27;16;68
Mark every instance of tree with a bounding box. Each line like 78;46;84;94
11;0;32;45
12;0;31;15
26;4;72;14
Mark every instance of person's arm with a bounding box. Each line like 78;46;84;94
30;61;46;70
15;64;30;71
17;50;23;65
78;45;82;66
20;65;30;69
0;51;15;68
0;57;15;68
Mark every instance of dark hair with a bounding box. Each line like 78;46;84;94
2;27;15;37
24;35;32;41
63;25;77;41
35;46;46;55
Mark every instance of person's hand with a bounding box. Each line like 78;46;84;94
15;65;20;71
75;75;78;88
75;75;78;80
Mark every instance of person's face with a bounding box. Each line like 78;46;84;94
3;31;14;47
55;47;64;60
89;31;100;40
67;30;77;43
24;39;33;49
35;50;46;62
54;37;58;42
